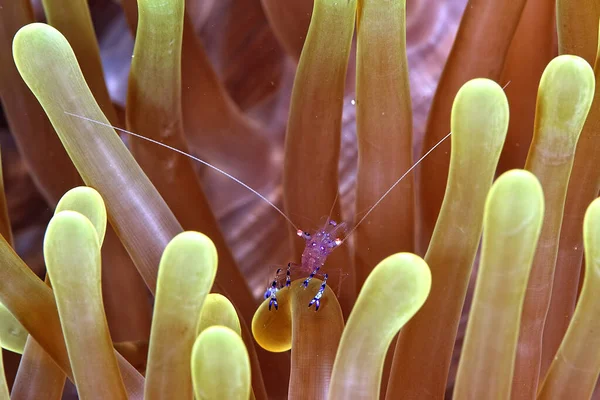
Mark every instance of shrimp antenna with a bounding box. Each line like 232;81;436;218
324;191;339;230
341;130;452;243
64;111;301;232
341;79;512;244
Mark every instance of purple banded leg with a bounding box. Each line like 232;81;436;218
303;265;322;288
267;280;279;311
286;263;292;287
264;268;282;311
308;274;328;311
268;290;279;311
264;268;282;298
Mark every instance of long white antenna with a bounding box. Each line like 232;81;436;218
341;79;512;243
341;131;452;243
66;79;510;244
64;111;300;232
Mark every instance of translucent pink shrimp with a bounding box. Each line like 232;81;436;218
63;111;451;312
261;128;455;311
262;80;514;311
264;219;347;310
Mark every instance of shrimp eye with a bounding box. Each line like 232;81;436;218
298;230;311;239
334;238;342;246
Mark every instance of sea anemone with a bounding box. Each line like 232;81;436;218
0;0;598;399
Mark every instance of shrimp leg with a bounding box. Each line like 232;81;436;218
264;263;296;311
302;264;323;288
308;274;328;311
264;268;282;310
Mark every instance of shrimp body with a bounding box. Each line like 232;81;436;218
265;220;346;311
298;220;346;287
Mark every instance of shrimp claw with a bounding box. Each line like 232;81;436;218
268;297;279;311
302;265;321;288
308;274;328;311
264;268;282;311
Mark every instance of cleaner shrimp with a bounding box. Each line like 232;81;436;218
65;111;451;311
